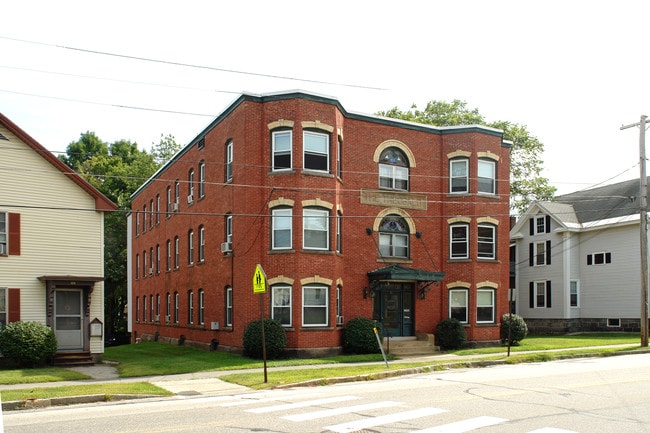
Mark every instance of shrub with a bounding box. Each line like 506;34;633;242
500;313;528;345
435;318;467;350
343;317;382;354
0;321;57;367
242;318;287;359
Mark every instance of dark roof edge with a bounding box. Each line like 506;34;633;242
132;90;507;199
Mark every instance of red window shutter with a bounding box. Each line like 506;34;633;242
8;288;20;322
8;213;20;256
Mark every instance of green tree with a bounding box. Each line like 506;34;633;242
378;100;556;213
151;133;181;165
58;131;109;169
61;134;160;340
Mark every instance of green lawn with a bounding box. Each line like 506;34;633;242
0;333;641;400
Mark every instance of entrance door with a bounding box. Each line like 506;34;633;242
55;289;83;351
373;283;414;337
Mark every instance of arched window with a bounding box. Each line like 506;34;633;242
379;148;409;190
378;215;409;258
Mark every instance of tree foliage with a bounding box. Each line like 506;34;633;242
59;133;177;340
378;100;556;213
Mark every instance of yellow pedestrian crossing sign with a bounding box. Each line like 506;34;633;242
253;264;267;294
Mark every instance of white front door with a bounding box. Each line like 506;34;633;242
55;289;83;351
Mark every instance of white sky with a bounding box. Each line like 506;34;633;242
2;1;649;198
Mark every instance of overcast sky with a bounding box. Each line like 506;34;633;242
2;1;649;201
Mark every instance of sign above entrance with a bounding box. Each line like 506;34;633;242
253;264;267;294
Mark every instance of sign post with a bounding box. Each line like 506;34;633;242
253;264;268;382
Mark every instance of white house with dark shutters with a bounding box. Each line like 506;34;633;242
0;113;116;363
510;178;646;333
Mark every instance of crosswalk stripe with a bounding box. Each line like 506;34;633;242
528;429;578;433
411;416;508;433
219;392;322;407
324;407;447;433
282;400;405;422
246;395;361;414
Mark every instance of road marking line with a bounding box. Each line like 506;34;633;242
219;392;322;406
282;400;405;422
411;416;508;432
246;395;361;413
324;407;447;433
527;429;578;433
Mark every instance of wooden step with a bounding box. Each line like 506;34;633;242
52;352;94;366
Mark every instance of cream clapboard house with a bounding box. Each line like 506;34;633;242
0;113;116;362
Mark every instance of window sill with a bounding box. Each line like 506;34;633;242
268;169;296;175
301;249;335;255
477;258;500;264
268;249;296;254
300;326;334;331
475;323;498;327
301;170;333;178
447;258;471;263
376;257;412;264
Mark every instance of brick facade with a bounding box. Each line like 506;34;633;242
129;91;511;354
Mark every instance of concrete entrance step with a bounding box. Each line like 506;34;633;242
383;333;439;357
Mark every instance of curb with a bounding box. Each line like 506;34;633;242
2;394;158;411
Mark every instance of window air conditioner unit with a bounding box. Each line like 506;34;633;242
221;242;232;253
0;244;5;255
149;267;153;276
171;202;179;212
187;194;193;204
165;315;171;323
210;321;220;330
155;314;160;322
336;315;344;325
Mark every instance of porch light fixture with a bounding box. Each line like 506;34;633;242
363;286;375;299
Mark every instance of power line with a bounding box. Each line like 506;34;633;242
0;36;388;91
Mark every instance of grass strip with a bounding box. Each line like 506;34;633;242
0;382;172;402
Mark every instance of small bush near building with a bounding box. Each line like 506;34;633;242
343;317;382;354
500;313;528;345
435;318;467;350
0;321;57;367
242;318;287;359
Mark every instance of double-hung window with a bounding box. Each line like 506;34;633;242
303;131;329;172
198;161;205;198
225;140;233;182
198;290;205;325
272;130;292;171
450;159;469;193
166;186;172;217
188;230;194;265
570;280;579;307
379;148;408;190
378;215;408;258
188;291;194;324
272;285;292;326
272;208;292;250
188;169;194;203
174;292;179;323
450;224;469;259
478;159;496;194
198;226;205;262
476;289;495;323
166;240;171;271
225;286;233;326
303;208;329;250
174;236;180;269
225;215;233;245
449;289;468;323
530;280;552;308
303;285;328;326
477;224;496;259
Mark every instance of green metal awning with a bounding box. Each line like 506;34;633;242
367;264;444;287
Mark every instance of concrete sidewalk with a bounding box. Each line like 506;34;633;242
0;344;644;410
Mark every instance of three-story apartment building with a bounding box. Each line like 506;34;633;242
129;91;511;355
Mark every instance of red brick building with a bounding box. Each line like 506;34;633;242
128;91;511;355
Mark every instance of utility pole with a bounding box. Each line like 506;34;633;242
621;115;650;347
